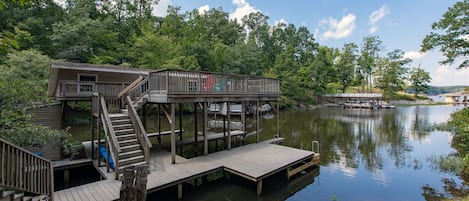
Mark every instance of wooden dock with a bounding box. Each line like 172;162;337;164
54;140;319;200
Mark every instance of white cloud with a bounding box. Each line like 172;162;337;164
432;65;469;86
229;0;259;21
319;14;356;40
404;51;426;60
153;0;171;17
369;5;390;33
275;18;288;26
198;5;210;14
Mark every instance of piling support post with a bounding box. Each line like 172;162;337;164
256;100;260;143
193;103;198;156
276;101;280;138
177;184;183;200
227;102;231;150
203;102;208;155
179;103;183;155
171;103;176;164
257;180;263;195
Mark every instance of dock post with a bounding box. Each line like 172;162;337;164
276;101;280;138
193;103;198;156
177;184;183;199
256;100;260;143
227;102;231;150
203;102;208;155
157;104;161;143
257;180;263;195
171;103;176;164
179;103;183;155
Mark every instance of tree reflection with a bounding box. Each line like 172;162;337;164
422;178;469;201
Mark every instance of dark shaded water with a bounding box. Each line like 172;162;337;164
70;105;468;200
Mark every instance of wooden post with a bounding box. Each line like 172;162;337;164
134;165;149;201
91;115;95;160
171;104;176;164
203;102;208;155
227;102;231;150
177;184;183;200
120;167;135;201
193;103;198;156
241;101;246;132
179;104;183;155
142;104;147;129
157;104;161;143
276;101;280;138
257;180;263;195
256;100;260;143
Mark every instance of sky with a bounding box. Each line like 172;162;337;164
152;0;469;86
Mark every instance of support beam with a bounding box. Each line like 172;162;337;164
203;102;208;155
179;103;183;155
276;101;280;138
257;180;263;195
227;102;231;150
177;184;183;200
193;103;198;156
256;100;260;143
157;104;161;143
171;104;176;164
241;101;246;132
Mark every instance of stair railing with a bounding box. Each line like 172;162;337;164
0;137;54;200
126;77;150;106
126;96;152;163
99;97;121;179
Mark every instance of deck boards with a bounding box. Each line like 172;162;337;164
54;140;317;201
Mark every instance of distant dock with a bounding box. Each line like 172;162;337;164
321;93;394;109
54;139;320;200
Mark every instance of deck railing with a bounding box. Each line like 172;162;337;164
149;70;280;96
0;137;54;200
126;96;152;164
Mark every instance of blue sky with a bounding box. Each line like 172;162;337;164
153;0;469;86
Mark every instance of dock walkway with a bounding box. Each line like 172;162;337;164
54;140;319;200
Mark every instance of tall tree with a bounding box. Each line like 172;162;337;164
336;43;358;92
409;66;431;96
421;0;469;69
358;36;382;92
376;49;410;97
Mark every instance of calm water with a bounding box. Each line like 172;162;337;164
70;105;468;200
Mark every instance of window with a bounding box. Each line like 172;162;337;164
78;74;97;92
188;80;198;92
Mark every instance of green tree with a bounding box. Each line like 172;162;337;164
376;49;410;98
336;43;358;92
409;66;431;96
421;0;469;69
358;36;382;92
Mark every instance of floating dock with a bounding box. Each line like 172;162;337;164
54;139;319;200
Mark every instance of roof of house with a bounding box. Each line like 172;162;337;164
439;91;469;97
48;62;152;97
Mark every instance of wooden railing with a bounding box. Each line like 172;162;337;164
149;70;280;96
58;81;128;97
0;137;54;200
126;96;152;163
127;77;150;104
99;97;120;179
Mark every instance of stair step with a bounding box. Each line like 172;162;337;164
109;113;127;118
113;124;133;130
13;193;24;200
119;139;138;147
115;129;135;135
23;196;33;201
111;118;131;125
2;191;14;199
119;155;145;166
118;161;147;172
116;133;137;141
119;149;143;159
120;144;141;152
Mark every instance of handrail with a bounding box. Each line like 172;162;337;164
126;96;152;163
117;76;143;98
100;113;119;179
0;137;54;200
100;97;121;154
127;77;150;105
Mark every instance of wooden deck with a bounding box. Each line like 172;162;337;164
54;140;319;200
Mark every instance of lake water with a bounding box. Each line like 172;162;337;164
69;105;468;200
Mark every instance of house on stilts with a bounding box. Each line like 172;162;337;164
0;62;320;200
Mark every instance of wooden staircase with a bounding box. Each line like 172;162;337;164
108;113;147;174
0;188;47;201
